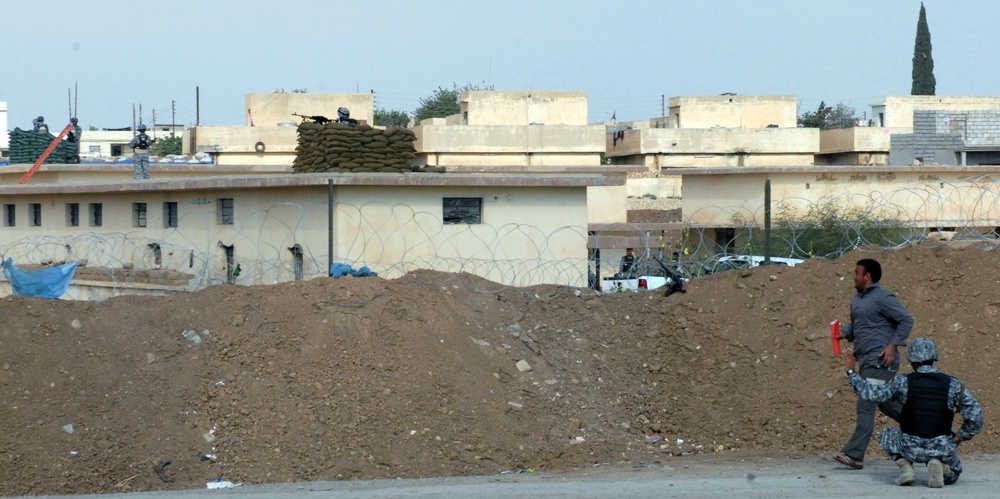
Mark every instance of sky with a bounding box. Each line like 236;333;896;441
2;0;999;130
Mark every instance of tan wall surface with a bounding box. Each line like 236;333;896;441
461;91;588;126
190;126;298;153
607;127;819;156
417;153;602;167
818;127;892;154
586;185;628;224
246;93;374;127
873;96;1000;128
0;175;601;291
679;165;1000;228
415;124;605;154
667;95;797;128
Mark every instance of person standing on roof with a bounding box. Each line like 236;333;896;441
67;118;82;143
67;118;83;164
842;338;983;487
129;124;154;180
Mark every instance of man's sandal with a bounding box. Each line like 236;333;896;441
834;453;864;469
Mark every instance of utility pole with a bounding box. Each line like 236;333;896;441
196;86;200;126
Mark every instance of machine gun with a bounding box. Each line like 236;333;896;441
651;255;687;297
292;113;334;124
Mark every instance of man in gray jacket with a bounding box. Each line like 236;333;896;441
833;258;914;470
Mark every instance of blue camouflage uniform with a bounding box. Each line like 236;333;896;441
129;131;152;179
849;364;983;483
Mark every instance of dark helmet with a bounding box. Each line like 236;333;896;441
338;107;350;119
70;117;78;123
137;124;147;132
36;116;45;122
906;338;939;363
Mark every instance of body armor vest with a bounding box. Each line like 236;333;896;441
899;372;954;438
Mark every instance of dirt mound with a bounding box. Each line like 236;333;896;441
1;243;998;495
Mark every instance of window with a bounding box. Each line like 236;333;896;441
89;203;103;227
29;203;41;227
164;202;178;228
88;145;101;154
3;204;14;227
133;203;147;228
66;203;80;227
219;198;234;225
443;198;482;224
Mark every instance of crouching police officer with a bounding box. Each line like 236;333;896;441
842;338;983;488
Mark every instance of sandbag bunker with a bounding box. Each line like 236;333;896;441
293;121;437;173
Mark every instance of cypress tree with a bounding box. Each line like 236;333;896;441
911;2;936;95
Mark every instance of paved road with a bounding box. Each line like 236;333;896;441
12;453;1000;498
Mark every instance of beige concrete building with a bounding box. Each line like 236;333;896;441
872;96;1000;129
0;164;617;299
414;91;604;168
666;95;798;129
608;95;819;172
815;127;891;166
183;93;376;166
245;92;374;127
677;164;1000;255
410;90;632;228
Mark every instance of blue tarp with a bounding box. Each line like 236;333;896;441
329;263;378;278
1;258;79;299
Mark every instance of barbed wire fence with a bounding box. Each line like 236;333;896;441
1;178;999;300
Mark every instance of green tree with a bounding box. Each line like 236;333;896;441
151;135;182;156
374;108;411;128
911;2;936;95
413;82;494;123
798;102;857;129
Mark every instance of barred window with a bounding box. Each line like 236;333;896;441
89;203;103;227
133;202;147;228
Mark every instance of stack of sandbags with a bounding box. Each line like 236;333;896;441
293;122;422;173
7;128;80;164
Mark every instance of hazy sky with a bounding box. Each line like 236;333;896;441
2;0;998;130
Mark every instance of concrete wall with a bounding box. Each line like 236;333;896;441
606;127;819;169
819;127;891;154
872;96;1000;128
679;165;1000;229
414;124;604;166
460;91;588;126
246;93;374;127
187;126;298;165
667;95;797;129
0;174;602;293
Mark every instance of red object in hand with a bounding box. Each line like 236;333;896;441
830;320;842;356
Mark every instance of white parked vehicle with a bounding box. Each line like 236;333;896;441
710;255;805;273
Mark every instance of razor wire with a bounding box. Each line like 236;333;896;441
1;175;999;300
